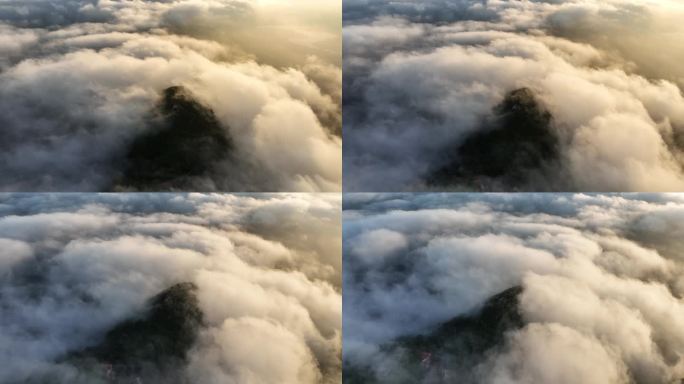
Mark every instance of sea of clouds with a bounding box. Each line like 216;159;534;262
344;193;684;383
343;0;684;191
0;0;341;191
0;193;341;383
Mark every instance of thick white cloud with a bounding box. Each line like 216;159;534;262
487;323;630;384
343;0;684;191
0;193;341;383
0;0;341;191
343;193;684;383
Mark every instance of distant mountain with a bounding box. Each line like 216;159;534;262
117;86;232;190
345;286;523;384
427;88;560;190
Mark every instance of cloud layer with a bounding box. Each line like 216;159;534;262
0;193;341;383
343;0;684;191
343;193;684;383
0;0;341;191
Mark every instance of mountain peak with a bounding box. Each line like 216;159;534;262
427;88;559;190
64;282;203;383
116;85;232;190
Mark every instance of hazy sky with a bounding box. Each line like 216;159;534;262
344;193;684;383
0;0;341;192
0;193;341;383
343;0;684;192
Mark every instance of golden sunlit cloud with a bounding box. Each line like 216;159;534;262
342;0;684;192
0;0;341;192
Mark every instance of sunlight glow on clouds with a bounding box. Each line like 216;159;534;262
343;0;684;192
0;0;341;191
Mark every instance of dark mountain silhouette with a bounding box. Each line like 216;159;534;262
117;86;232;190
62;282;203;383
344;286;523;384
427;88;560;190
